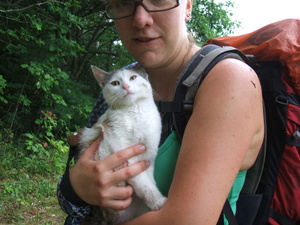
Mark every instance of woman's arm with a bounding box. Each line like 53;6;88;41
57;138;150;223
120;58;264;225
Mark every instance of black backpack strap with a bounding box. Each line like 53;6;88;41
270;209;300;225
60;130;89;206
156;45;222;114
223;200;239;225
156;45;254;114
182;45;256;113
60;145;89;206
171;44;256;140
217;200;239;225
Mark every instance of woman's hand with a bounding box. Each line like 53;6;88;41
69;139;149;210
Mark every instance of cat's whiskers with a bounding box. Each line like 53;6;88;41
104;94;118;107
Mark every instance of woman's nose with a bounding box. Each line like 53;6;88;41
132;5;154;28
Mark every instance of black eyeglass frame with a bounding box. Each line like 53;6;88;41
105;0;180;20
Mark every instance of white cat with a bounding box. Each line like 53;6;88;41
79;65;166;224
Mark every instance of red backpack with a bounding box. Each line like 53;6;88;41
157;18;300;224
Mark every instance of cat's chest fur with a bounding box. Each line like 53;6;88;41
98;100;161;162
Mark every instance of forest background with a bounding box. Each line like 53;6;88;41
0;0;239;224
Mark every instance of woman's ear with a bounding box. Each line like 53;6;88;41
185;0;193;22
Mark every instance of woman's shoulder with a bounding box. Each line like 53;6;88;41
197;57;261;100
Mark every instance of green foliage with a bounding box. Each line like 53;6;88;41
189;0;240;44
1;1;99;138
0;114;69;223
0;75;7;103
0;131;67;223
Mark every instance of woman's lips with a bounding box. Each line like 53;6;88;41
136;38;153;42
133;37;159;45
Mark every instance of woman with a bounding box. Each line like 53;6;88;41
58;0;264;224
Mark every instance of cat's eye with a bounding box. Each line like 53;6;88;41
130;75;137;81
111;81;120;86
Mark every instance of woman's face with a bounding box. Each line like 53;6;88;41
113;0;192;69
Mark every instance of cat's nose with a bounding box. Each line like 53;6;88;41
122;84;130;91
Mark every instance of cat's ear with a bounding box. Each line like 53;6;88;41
91;65;108;88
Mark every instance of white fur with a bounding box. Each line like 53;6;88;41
80;67;166;224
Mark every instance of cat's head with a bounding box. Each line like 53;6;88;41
91;65;152;108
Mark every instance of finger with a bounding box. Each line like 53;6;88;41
105;144;146;170
110;185;134;200
105;196;133;210
112;160;150;184
94;185;133;209
81;138;101;160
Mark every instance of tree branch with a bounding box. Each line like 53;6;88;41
0;0;65;13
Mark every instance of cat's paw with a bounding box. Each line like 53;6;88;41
149;196;167;211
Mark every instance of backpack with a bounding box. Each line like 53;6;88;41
156;18;300;225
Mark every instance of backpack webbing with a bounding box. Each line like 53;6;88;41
156;45;266;225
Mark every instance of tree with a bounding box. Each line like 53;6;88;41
189;0;240;44
0;0;131;140
0;0;239;150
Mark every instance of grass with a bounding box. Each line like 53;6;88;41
0;138;69;224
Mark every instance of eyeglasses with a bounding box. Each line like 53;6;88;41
105;0;180;19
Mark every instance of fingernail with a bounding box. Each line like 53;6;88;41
139;145;146;151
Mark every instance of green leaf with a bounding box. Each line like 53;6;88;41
35;23;42;31
35;119;43;125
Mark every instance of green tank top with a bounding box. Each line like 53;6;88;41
154;130;181;197
154;130;247;223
